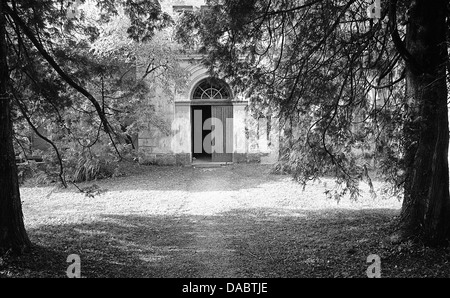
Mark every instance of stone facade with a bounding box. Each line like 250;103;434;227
137;1;280;166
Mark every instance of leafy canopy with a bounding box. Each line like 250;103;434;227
175;0;414;200
7;0;186;183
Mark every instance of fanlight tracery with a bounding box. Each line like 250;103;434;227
192;78;231;100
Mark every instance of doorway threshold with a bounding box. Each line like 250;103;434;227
191;161;233;168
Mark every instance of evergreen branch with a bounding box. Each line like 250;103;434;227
5;3;123;159
12;92;67;188
4;3;113;135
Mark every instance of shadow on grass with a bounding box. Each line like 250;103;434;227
4;207;449;278
6;215;203;278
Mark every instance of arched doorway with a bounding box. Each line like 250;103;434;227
191;78;234;163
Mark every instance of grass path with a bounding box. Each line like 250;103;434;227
1;164;449;278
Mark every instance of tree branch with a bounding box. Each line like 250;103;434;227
12;93;67;188
4;3;113;135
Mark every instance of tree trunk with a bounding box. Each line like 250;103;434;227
397;0;450;246
0;0;31;255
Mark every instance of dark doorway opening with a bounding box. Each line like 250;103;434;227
191;105;212;162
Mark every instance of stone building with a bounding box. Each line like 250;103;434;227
137;1;280;166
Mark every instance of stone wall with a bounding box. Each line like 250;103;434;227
137;51;280;166
140;151;191;166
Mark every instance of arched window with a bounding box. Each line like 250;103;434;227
192;78;232;100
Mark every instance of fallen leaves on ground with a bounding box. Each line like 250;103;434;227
1;164;449;278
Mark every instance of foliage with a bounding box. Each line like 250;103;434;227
8;0;187;184
176;0;450;245
174;0;420;200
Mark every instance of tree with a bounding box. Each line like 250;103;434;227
10;1;186;183
0;0;174;254
0;0;31;255
394;0;449;245
175;0;450;245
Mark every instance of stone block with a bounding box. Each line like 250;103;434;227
176;153;191;166
138;138;157;148
155;154;176;166
233;153;247;164
139;153;157;165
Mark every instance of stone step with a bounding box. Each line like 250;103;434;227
191;162;233;168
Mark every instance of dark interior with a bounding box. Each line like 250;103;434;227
191;105;212;161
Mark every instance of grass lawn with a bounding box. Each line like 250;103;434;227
1;163;449;278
